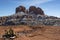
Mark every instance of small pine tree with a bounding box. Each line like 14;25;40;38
3;28;16;39
9;28;14;35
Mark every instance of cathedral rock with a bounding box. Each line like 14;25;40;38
16;6;45;15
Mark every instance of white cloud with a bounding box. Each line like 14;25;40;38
28;0;52;6
12;0;53;7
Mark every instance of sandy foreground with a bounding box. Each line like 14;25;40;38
0;25;60;40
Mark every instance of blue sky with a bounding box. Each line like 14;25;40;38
0;0;60;17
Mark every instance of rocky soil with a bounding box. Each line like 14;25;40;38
0;25;60;40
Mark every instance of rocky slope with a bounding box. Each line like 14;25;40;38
0;6;60;26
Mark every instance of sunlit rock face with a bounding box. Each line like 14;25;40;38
16;6;26;13
16;6;45;15
29;6;44;15
29;6;37;14
37;7;44;15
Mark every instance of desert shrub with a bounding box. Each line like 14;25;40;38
2;28;16;38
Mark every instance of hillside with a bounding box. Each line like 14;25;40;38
0;5;60;40
0;6;60;26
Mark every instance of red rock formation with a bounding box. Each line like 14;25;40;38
29;6;37;14
29;6;44;15
37;7;44;15
16;6;45;15
16;6;26;13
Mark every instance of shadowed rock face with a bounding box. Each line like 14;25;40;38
25;10;29;14
16;6;26;13
29;6;44;15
